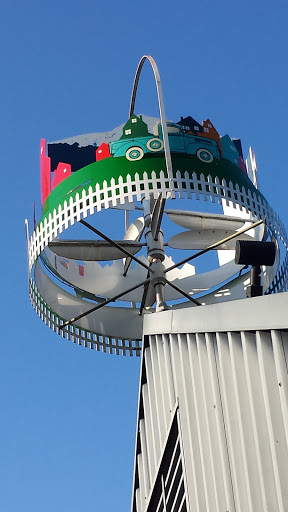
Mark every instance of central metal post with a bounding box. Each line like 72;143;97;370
142;198;168;311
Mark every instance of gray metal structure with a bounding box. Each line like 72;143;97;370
131;293;288;512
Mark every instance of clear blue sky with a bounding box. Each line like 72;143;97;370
1;1;288;511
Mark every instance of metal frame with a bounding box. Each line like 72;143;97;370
25;55;288;354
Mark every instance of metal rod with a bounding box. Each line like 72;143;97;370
138;270;151;316
165;280;201;306
123;257;133;277
139;281;151;316
124;210;130;232
79;219;153;273
154;282;167;312
165;219;264;273
151;195;166;241
59;278;150;329
129;55;173;182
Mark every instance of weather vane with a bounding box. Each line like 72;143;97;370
25;55;287;355
25;55;288;512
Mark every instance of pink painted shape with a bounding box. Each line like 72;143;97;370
59;258;69;270
52;162;72;189
40;139;51;206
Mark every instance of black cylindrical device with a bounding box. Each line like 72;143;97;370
235;240;276;267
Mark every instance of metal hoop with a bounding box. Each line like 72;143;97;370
129;55;173;183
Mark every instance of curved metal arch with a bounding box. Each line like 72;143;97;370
129;55;173;182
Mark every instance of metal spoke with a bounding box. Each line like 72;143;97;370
80;219;153;273
138;269;152;316
59;278;150;329
165;219;264;274
165;280;201;306
123;256;134;277
139;282;151;316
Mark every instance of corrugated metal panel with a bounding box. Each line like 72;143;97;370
133;411;187;512
132;328;288;512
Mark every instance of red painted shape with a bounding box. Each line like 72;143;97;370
96;142;112;161
40;139;51;206
79;264;84;276
52;162;72;189
238;156;247;174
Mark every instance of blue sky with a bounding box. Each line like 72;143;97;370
1;1;288;511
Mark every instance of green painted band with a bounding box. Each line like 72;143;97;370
42;154;262;223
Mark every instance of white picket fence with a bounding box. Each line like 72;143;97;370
26;169;288;355
28;170;288;269
29;278;141;355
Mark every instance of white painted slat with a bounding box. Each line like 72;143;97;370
142;383;157;478
137;453;145;511
215;332;247;510
162;334;175;414
155;496;164;512
241;331;270;511
271;330;288;447
170;475;184;512
165;456;181;503
188;333;213;511
135;488;141;512
195;333;221;512
227;331;254;512
177;492;186;512
179;334;203;512
155;335;170;432
163;432;180;488
144;348;161;468
205;332;235;511
256;331;288;511
139;419;151;498
149;336;166;443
